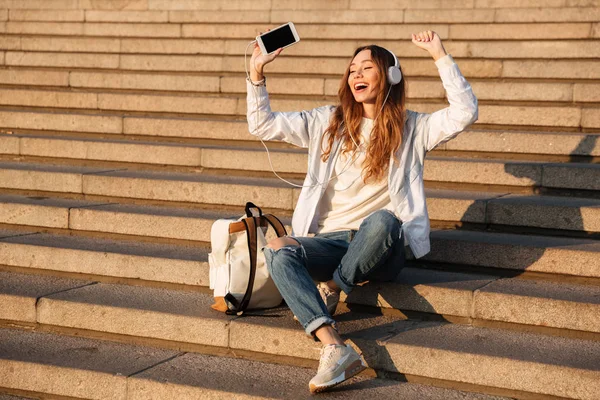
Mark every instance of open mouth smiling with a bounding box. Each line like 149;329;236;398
354;83;368;93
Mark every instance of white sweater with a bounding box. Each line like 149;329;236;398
246;54;478;258
317;117;395;233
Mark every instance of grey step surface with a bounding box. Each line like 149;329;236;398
4;129;600;158
1;22;597;47
4;130;600;164
0;87;597;130
1;0;595;11
1;110;598;149
0;229;210;287
0;190;548;240
0;183;598;238
1;227;599;283
2;6;599;25
5;68;597;103
2;272;597;346
343;268;600;333
0;327;510;400
4;280;598;399
1;162;599;231
0;394;38;400
0;194;111;229
6;34;600;59
5;50;600;80
41;277;600;334
84;21;598;40
3;135;600;190
487;194;600;232
232;309;600;399
444;130;600;156
0;270;93;323
425;229;600;278
0;109;248;139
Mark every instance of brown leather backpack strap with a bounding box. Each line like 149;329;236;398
263;214;287;238
224;216;258;315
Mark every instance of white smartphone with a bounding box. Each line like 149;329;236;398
256;22;300;55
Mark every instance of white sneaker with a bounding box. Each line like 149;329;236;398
309;344;366;393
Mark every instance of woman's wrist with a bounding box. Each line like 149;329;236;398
250;63;264;82
431;48;448;62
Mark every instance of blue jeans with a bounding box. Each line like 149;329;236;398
263;210;405;337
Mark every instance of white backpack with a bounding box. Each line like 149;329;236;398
209;202;287;314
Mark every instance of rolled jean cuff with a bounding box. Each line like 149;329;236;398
333;268;354;295
305;315;336;339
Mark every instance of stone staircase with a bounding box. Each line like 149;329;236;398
0;0;599;399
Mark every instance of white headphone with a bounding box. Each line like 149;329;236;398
385;48;402;86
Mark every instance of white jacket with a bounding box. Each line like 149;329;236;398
246;54;478;258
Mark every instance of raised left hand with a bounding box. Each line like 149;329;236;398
411;30;447;61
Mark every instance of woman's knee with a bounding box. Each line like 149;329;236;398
264;237;303;275
362;210;401;234
266;236;301;251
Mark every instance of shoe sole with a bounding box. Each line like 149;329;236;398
309;359;366;394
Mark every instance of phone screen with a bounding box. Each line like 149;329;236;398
261;24;296;54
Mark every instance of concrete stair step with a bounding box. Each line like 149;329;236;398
426;229;600;278
0;195;111;229
3;135;599;190
445;130;600;156
0;394;36;400
4;134;207;167
0;68;573;103
0;163;599;232
0;108;125;135
0;161;129;194
2;0;597;11
5;50;600;80
0;228;210;287
2;109;598;152
8;35;600;59
0;109;247;139
268;7;600;24
0;326;179;400
0;328;510;400
106;21;598;40
3;259;600;335
486;194;600;233
0;270;94;324
345;269;600;333
0;193;281;240
3;6;599;27
231;75;600;102
0;160;542;214
5;65;592;103
1;226;598;283
2;279;599;398
0;87;597;128
1;264;598;336
7;66;586;103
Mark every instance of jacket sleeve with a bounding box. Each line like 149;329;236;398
246;79;334;149
415;54;478;152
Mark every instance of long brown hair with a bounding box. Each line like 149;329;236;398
321;45;406;183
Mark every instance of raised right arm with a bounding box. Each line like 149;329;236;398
247;33;334;148
246;80;334;148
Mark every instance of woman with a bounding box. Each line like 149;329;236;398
246;30;478;393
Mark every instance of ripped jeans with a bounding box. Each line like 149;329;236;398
263;210;405;337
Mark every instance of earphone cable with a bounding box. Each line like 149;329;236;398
245;40;365;189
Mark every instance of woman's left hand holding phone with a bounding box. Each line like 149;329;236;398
250;29;283;82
